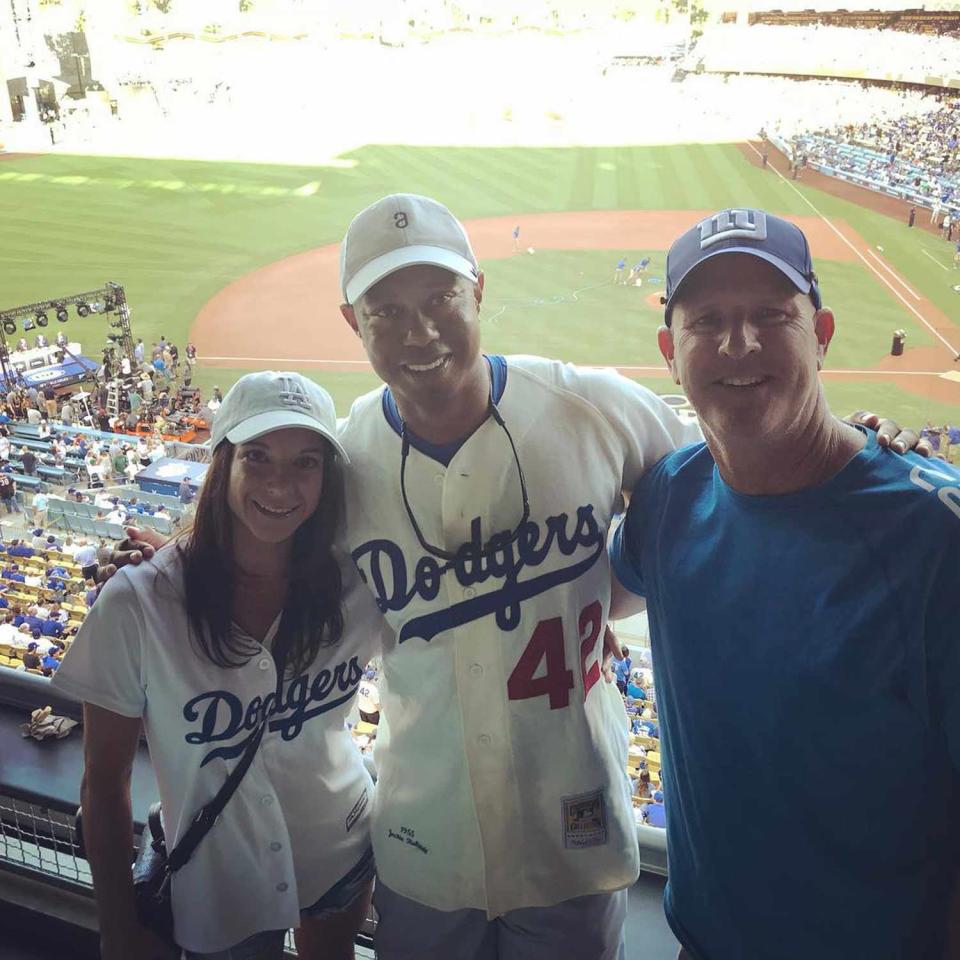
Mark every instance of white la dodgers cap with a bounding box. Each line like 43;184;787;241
210;371;348;462
339;193;480;304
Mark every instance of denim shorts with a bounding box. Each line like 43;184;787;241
183;847;375;960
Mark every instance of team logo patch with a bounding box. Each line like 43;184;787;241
698;209;767;250
561;789;608;849
277;375;312;412
346;787;369;833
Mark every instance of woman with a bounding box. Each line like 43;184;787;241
53;372;386;960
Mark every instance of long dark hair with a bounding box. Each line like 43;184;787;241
178;438;345;677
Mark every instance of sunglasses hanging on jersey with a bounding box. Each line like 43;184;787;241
399;395;530;562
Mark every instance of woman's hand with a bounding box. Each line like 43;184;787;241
93;527;169;589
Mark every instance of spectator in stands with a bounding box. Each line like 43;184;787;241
40;643;62;675
0;473;19;515
32;490;48;527
40;610;63;637
60;396;74;426
46;533;61;550
74;539;96;570
43;385;57;420
136;437;150;467
134;338;144;365
626;673;646;700
148;438;165;462
643;791;666;829
21;641;41;672
178;474;194;505
611;210;960;958
105;503;127;526
614;645;632;695
7;539;34;558
53;372;382;960
19;447;37;477
82;578;97;608
31;528;46;550
25;402;41;426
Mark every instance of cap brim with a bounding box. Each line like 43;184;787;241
669;247;813;309
345;244;478;304
226;411;349;463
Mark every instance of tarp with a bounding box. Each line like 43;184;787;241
2;356;99;391
135;457;207;496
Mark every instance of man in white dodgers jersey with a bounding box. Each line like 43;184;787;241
336;194;702;960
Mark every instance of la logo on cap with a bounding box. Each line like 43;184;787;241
699;209;767;249
278;376;311;412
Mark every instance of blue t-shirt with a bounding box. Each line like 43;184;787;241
645;801;666;828
615;657;632;683
610;431;960;959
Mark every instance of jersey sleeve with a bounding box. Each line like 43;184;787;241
340;553;392;665
551;362;702;492
50;571;146;718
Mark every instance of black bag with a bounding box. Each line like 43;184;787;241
78;718;267;948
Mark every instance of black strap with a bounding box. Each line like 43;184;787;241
164;718;268;874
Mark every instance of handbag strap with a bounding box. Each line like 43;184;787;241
165;717;268;873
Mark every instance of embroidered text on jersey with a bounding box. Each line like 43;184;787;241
183;655;364;765
351;505;605;643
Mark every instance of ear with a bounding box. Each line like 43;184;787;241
475;271;485;308
340;303;360;337
813;308;835;369
657;326;681;385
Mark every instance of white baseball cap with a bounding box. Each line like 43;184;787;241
339;193;480;304
210;371;348;462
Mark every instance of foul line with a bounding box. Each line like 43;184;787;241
866;249;919;299
202;355;953;377
922;248;949;271
746;141;959;357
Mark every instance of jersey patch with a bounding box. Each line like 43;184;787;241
561;789;608;849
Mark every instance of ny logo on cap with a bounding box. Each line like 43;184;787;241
277;376;311;412
698;209;767;250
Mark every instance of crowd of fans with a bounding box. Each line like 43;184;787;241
787;97;960;217
0;532;96;676
612;644;665;829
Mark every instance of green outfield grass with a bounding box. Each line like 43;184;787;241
1;143;958;426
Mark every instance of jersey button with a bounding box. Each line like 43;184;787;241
478;734;491;746
470;663;483;677
258;658;271;671
261;795;274;806
276;882;288;893
434;473;443;484
270;841;282;852
464;587;476;599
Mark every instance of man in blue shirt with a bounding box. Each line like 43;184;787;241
610;209;960;959
643;791;666;829
614;645;632;695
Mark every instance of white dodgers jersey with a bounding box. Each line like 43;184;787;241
338;356;699;917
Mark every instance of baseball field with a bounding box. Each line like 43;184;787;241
2;140;959;426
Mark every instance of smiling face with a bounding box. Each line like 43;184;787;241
659;254;834;442
341;263;485;410
226;427;327;550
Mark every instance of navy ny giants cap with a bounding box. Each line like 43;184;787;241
662;208;822;326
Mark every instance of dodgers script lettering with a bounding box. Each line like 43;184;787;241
183;656;364;765
351;505;604;643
